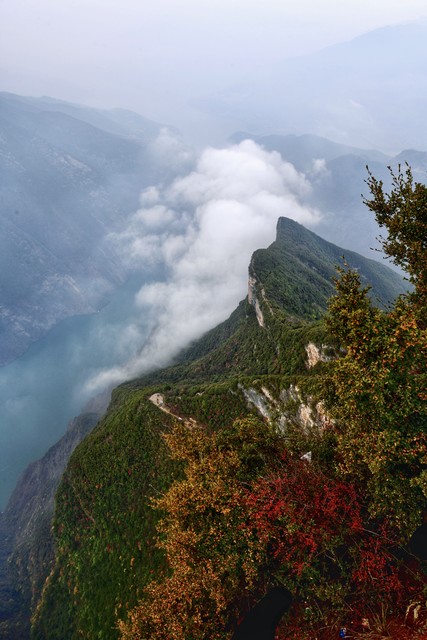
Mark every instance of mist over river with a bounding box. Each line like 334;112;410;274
0;274;154;510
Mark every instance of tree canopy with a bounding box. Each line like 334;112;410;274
327;166;427;533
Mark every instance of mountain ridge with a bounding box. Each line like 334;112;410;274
0;216;408;639
200;20;427;152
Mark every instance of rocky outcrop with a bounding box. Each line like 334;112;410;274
248;260;275;329
248;275;265;328
240;382;330;436
239;384;272;419
305;342;332;368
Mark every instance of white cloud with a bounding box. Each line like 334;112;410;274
146;127;195;173
311;158;328;175
85;139;321;393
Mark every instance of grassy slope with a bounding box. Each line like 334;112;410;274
253;217;407;318
32;218;408;639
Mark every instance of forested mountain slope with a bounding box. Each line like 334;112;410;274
0;93;166;363
0;413;100;640
6;216;410;640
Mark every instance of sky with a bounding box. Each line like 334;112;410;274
1;0;426;143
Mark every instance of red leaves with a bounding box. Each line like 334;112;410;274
241;451;426;625
244;452;363;578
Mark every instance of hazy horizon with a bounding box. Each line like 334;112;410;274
1;1;427;145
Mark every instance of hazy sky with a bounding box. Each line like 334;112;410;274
1;0;426;141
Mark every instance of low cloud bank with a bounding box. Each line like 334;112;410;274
85;140;321;393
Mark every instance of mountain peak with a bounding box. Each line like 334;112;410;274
251;216;407;321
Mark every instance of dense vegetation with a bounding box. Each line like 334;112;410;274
31;189;426;640
252;216;406;318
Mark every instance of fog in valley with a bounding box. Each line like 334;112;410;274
1;0;427;508
87;139;321;393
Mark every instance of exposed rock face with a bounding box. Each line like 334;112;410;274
240;381;330;436
305;342;332;368
248;256;276;330
279;384;330;433
248;275;265;328
239;384;272;419
0;412;100;639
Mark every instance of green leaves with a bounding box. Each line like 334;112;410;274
326;168;427;531
364;164;427;305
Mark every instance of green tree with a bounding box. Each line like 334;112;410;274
327;166;427;534
364;164;427;309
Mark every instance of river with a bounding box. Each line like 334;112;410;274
0;273;152;510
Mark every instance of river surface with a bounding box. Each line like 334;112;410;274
0;274;152;510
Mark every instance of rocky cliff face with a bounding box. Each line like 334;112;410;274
0;412;100;639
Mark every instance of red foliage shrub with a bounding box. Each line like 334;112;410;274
242;452;427;631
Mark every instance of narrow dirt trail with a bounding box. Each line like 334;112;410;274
149;393;198;429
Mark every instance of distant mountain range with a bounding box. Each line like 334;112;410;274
1;89;426;365
231;131;427;258
0;93;169;364
200;20;427;153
